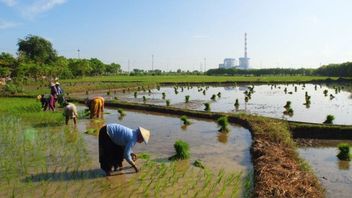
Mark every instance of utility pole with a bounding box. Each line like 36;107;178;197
128;59;130;73
77;49;80;59
152;54;154;71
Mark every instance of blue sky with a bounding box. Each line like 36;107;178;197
1;0;352;71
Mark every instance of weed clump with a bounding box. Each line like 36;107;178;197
337;143;350;161
169;140;190;161
323;114;335;124
217;116;229;133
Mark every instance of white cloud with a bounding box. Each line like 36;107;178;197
23;0;67;18
1;0;17;7
0;19;19;29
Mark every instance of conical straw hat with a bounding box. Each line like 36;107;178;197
138;127;150;144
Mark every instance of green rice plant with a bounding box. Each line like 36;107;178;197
211;94;216;101
117;108;126;116
283;108;294;117
162;92;166;99
217;116;229;133
244;96;249;103
168;140;190;160
202;90;206;95
323;89;328;96
157;85;160;91
134;92;137;98
217;92;221;98
107;90;110;95
185;95;190;103
77;109;90;119
284;87;287;94
86;90;89;95
143;96;147;103
323;114;335;124
180;115;191;126
166;99;170;106
148;89;152;94
337;143;350;161
315;85;317;90
294;86;297;92
137;152;151;160
204;103;210;111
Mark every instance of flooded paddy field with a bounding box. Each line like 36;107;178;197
0;98;252;197
298;140;352;198
71;83;352;125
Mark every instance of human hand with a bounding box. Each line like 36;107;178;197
133;165;139;173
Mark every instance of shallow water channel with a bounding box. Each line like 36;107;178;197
71;83;352;125
298;140;352;198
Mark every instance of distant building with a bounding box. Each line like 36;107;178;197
219;58;236;69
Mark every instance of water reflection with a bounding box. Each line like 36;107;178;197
70;83;352;124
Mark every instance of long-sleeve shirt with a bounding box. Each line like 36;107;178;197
106;123;137;165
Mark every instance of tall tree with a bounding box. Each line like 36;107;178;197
17;35;57;64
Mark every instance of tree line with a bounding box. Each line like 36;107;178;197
206;63;352;77
0;35;121;80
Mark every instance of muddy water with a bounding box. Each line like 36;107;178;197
70;83;352;125
76;106;252;173
298;141;352;198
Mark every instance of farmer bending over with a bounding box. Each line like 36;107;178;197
85;96;104;118
98;123;150;176
63;102;78;125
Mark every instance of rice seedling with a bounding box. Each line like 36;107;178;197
202;90;206;95
148;89;152;94
204;103;210;111
157;85;160;91
330;94;335;100
294;86;297;92
284;87;287;94
234;99;239;109
143;96;147;103
211;94;216;101
166;99;170;106
323;89;328;96
323;114;335;124
134;92;137;98
217;116;229;133
217;92;221;98
193;160;205;169
117;108;126;116
107;90;110;95
284;101;291;109
244;96;249;103
86;90;89;95
162;92;166;99
180;115;191;126
337;143;351;161
169;140;190;161
185;95;190;103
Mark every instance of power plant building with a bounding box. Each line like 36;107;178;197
219;58;236;69
219;33;250;70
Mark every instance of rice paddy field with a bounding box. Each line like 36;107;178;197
1;75;352;197
0;97;252;197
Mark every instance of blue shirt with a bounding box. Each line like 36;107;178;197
106;123;138;165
